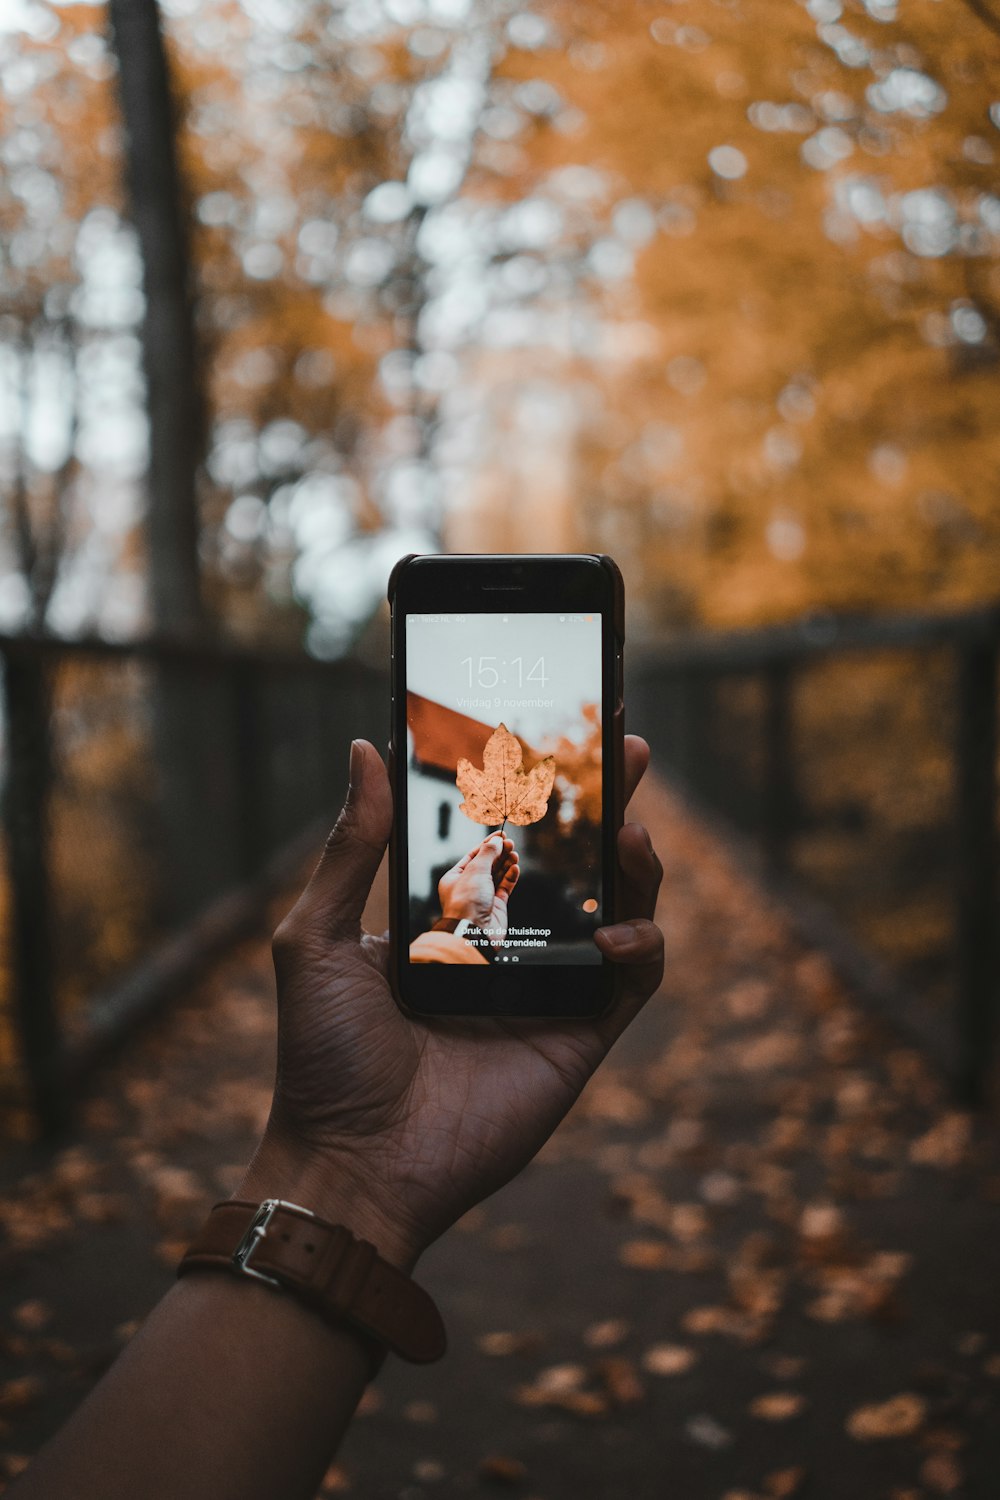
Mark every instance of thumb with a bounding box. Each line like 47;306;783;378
469;834;503;871
299;739;393;941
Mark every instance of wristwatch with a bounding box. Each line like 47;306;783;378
178;1199;446;1367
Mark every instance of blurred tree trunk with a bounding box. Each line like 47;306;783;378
107;1;240;920
107;0;203;632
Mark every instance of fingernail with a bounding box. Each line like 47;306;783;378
349;739;363;792
599;923;638;950
641;826;654;855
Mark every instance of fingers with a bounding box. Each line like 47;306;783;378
623;734;650;808
496;852;520;899
283;740;393;944
592;916;665;1048
492;837;519;887
590;818;664;1047
616;821;662;923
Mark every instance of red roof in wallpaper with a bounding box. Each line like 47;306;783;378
406;693;536;774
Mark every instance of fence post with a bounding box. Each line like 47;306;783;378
233;661;269;879
1;651;67;1136
761;661;796;881
954;637;999;1106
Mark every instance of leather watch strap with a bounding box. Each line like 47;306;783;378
178;1199;446;1365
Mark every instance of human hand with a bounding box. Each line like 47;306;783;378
240;738;663;1271
437;835;519;942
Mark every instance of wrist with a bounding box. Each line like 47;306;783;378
237;1131;425;1274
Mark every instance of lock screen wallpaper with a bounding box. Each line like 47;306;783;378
405;612;603;967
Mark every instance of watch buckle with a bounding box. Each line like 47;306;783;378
232;1198;316;1288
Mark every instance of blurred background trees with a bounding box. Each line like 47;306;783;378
2;0;996;651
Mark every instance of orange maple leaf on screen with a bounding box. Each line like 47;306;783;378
456;723;555;834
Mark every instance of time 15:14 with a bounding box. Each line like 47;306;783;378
460;656;549;689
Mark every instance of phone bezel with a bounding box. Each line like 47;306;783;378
388;553;623;1020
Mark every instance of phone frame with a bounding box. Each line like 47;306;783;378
387;553;624;1020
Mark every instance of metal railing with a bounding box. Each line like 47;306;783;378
628;603;1000;1105
0;631;387;1138
3;603;996;1139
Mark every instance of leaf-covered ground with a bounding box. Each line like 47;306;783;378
1;772;998;1498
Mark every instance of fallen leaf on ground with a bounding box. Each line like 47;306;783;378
478;1455;528;1485
685;1413;733;1449
320;1462;350;1492
642;1344;696;1376
533;1364;586;1394
909;1113;972;1169
749;1391;806;1421
699;1170;742;1205
729;1267;785;1318
403;1400;438;1424
513;1378;608;1419
846;1393;926;1440
737;1030;802;1072
798;1202;845;1249
455;1206;487;1233
0;1377;43;1414
583;1319;629;1349
619;1239;674;1270
764;1467;807;1497
148;1165;204;1225
584;1082;650;1126
671;1203;711;1241
155;1238;190;1268
413;1459;446;1483
12;1301;51;1332
725;978;773;1019
608;1172;672;1226
805;1252;910;1325
682;1305;762;1341
920;1452;963;1494
522;1388;606;1417
478;1331;543;1358
595;1356;644;1406
760;1354;807;1381
488;1224;533;1252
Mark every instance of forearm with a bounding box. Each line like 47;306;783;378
12;1273;371;1500
13;1141;425;1500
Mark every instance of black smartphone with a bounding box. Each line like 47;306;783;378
387;553;624;1019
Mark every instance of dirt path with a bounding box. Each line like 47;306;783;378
1;773;998;1498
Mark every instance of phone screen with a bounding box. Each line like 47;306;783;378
404;611;604;968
